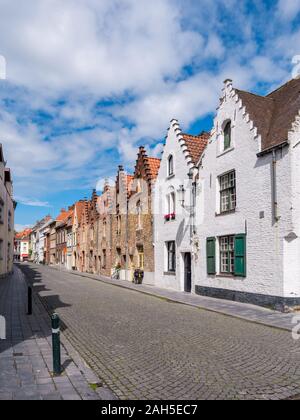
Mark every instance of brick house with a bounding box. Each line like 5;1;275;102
96;181;116;277
72;200;86;271
194;78;300;309
76;199;90;272
86;190;100;274
14;228;32;263
111;166;133;280
55;208;73;267
127;147;161;284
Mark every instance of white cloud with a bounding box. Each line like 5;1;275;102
0;0;295;219
15;196;52;207
15;224;32;232
277;0;300;20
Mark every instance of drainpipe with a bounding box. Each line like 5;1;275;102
272;149;279;223
188;167;198;241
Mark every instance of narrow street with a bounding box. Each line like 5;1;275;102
17;263;300;400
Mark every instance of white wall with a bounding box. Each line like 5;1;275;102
195;83;294;300
154;120;194;291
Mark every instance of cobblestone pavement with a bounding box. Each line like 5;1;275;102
18;263;300;400
0;266;116;400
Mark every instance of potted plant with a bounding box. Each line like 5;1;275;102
170;212;176;220
164;214;170;222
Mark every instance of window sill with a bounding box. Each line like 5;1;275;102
164;271;176;276
212;274;246;279
166;174;175;181
215;209;236;217
217;147;234;158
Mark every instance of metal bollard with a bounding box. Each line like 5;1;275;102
51;313;61;376
27;287;32;315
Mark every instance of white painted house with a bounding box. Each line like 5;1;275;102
194;78;300;309
154;121;209;291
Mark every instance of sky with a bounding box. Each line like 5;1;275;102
0;0;300;231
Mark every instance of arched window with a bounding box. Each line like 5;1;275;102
224;121;231;151
165;188;176;221
169;191;176;215
168;155;174;177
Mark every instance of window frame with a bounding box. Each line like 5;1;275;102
166;241;176;273
219;235;235;274
223;121;232;151
168;155;174;177
219;170;236;214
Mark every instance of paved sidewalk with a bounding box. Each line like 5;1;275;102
0;266;116;400
51;265;298;332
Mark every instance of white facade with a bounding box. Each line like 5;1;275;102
193;80;300;308
154;120;196;292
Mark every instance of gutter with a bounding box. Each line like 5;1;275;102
256;141;288;157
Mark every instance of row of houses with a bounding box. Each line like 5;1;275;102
0;144;15;276
15;77;300;310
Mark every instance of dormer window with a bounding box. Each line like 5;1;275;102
168;155;174;177
224;121;231;151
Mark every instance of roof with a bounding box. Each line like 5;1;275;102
56;208;73;225
126;175;134;192
74;201;86;224
15;228;32;240
235;77;300;151
145;157;161;180
182;132;210;164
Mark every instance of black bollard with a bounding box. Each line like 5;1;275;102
27;287;32;315
51;313;61;376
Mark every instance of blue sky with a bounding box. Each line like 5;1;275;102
0;0;299;231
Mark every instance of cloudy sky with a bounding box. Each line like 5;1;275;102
0;0;299;230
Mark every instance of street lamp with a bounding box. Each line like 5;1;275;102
178;185;185;207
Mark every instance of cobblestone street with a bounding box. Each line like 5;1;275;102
17;263;300;400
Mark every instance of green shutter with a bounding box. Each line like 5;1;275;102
234;234;246;277
206;237;216;275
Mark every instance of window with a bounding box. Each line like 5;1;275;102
224;121;231;150
8;211;11;231
0;200;4;224
103;219;107;238
167;241;176;272
220;171;236;213
165;188;176;221
168;155;174;177
137;246;144;269
220;236;235;274
102;250;106;269
206;235;246;277
0;240;3;260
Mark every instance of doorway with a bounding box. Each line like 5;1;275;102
184;253;192;293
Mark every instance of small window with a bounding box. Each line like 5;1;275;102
168;155;174;177
220;171;236;213
102;250;107;268
137;246;144;269
167;241;176;272
224;121;231;150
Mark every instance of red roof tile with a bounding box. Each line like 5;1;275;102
145;157;161;180
182;132;210;164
